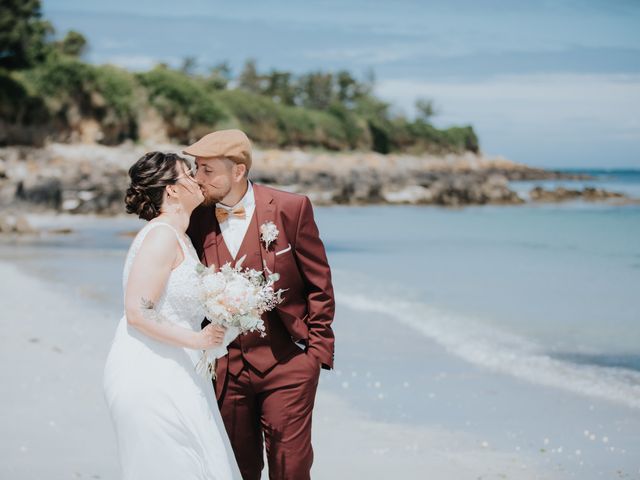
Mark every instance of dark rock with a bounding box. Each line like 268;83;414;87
48;228;74;235
530;186;626;202
16;178;63;208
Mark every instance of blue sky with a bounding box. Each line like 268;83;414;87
43;0;640;167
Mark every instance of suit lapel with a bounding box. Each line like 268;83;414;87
253;183;276;275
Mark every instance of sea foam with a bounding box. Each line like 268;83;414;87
339;291;640;409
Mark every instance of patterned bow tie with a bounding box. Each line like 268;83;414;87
215;205;246;223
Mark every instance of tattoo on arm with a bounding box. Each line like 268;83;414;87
139;297;168;323
141;297;155;309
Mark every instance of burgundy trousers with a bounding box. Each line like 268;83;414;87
216;347;321;480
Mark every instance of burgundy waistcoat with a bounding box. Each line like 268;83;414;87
214;210;299;376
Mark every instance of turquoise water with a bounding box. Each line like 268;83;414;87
3;171;639;408
320;200;640;408
324;202;640;357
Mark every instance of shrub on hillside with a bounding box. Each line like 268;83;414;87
137;66;227;143
0;71;50;145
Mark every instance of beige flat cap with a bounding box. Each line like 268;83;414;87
183;129;252;170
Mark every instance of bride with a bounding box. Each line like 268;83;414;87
103;151;241;479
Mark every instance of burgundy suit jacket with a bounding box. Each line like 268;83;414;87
187;183;335;370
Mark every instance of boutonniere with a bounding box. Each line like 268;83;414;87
260;221;279;250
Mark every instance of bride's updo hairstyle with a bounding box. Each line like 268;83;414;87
125;151;190;220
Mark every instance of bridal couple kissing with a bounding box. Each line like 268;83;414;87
103;129;335;479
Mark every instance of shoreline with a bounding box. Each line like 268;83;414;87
3;190;640;241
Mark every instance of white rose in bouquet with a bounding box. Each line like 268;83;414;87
202;274;226;297
224;276;254;314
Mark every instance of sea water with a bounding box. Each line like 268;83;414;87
3;171;639;410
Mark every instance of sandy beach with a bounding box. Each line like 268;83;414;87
1;209;639;479
1;248;558;480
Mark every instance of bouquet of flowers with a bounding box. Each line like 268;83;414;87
195;255;286;378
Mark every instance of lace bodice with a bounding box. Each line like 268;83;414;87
122;221;205;330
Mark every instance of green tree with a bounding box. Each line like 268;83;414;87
335;70;365;107
57;30;87;57
180;56;197;76
354;94;393;153
206;61;231;90
0;0;53;69
238;59;263;94
264;70;295;105
299;71;334;110
415;98;437;122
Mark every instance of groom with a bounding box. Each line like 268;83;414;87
185;129;335;479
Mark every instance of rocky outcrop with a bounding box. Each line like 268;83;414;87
529;186;626;202
0;143;617;214
248;150;576;206
360;174;524;206
0;144;136;215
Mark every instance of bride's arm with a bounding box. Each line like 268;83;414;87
124;226;223;350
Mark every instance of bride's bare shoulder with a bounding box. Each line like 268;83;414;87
135;223;179;259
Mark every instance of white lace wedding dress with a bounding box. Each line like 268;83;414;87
103;222;241;480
